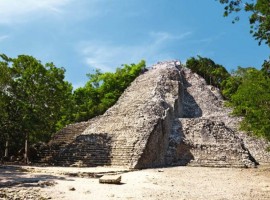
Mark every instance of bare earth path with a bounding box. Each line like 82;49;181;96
0;165;270;200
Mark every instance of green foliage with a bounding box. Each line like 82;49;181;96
186;56;230;88
0;57;12;155
220;66;254;99
216;0;270;140
217;0;270;47
262;57;270;76
0;54;73;154
229;67;270;139
220;75;242;100
73;60;146;122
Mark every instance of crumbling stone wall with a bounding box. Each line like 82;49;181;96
166;119;256;168
167;67;270;167
238;133;270;164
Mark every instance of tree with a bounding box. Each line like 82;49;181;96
220;66;254;99
217;0;270;47
0;57;12;158
0;54;73;162
262;58;270;76
186;56;230;88
229;67;270;139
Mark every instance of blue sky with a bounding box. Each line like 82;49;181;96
0;0;269;88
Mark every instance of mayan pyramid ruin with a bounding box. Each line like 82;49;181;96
37;61;270;169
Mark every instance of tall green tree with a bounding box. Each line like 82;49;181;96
0;54;73;162
228;67;270;139
217;0;270;47
0;56;12;157
186;56;230;88
262;58;270;75
220;66;253;99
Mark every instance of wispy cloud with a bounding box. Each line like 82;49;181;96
0;0;73;24
150;31;193;44
78;31;192;71
191;32;226;45
81;43;146;72
0;35;9;42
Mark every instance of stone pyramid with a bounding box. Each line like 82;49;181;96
38;61;270;168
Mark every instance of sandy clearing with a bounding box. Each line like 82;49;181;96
0;165;270;200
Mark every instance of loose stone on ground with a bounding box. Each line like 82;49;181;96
99;175;122;184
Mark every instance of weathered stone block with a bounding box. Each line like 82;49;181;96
99;175;121;184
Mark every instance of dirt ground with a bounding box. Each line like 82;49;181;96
0;165;270;200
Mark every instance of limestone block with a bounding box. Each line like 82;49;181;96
99;175;121;184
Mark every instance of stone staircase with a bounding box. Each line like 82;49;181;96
36;121;91;165
48;133;112;167
36;120;137;168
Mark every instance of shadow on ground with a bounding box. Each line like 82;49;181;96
0;165;73;188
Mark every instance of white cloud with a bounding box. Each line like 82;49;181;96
0;0;73;24
191;32;226;45
82;43;145;72
150;31;193;44
0;35;9;42
79;31;192;72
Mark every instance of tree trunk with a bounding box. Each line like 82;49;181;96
4;139;9;157
24;132;29;164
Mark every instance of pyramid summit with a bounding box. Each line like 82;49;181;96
37;61;270;168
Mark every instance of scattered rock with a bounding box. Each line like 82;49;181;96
38;180;56;187
69;186;76;191
65;172;78;177
84;190;91;194
99;175;121;184
0;188;46;199
95;173;104;178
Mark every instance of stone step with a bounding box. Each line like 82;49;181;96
55;160;111;163
188;162;246;168
40;150;134;156
53;162;110;166
52;163;111;167
54;160;111;164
